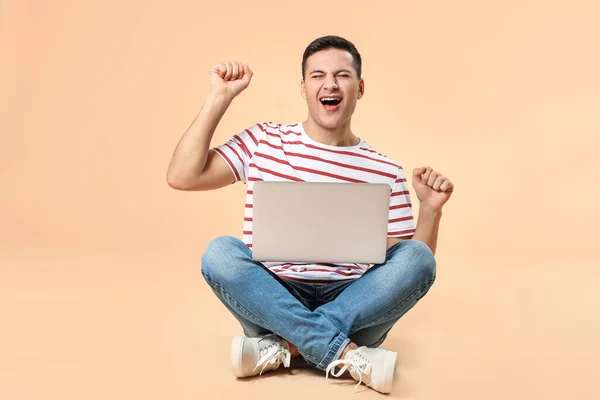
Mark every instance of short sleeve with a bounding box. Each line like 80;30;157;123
388;167;416;237
210;123;264;183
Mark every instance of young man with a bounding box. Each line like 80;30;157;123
166;36;454;394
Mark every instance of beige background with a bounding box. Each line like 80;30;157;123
1;0;599;398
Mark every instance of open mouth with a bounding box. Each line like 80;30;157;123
320;98;342;106
319;97;342;111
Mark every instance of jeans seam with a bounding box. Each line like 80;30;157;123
316;332;349;369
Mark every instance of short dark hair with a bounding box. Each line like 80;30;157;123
301;35;362;79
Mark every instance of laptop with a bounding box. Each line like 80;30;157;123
251;181;391;264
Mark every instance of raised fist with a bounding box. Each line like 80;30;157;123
209;61;253;100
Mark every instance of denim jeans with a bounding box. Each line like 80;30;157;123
200;236;436;371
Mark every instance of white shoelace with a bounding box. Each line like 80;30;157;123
326;352;372;393
253;342;291;375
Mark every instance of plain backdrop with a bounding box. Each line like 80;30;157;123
1;0;599;399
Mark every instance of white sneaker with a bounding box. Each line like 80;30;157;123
230;334;291;378
325;346;397;393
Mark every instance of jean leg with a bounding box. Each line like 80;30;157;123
204;284;272;337
200;235;350;370
348;321;396;348
313;239;437;345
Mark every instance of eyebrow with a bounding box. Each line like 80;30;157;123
309;69;353;75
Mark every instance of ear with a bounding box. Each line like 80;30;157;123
300;79;307;100
358;78;365;99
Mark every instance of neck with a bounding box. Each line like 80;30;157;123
302;117;360;147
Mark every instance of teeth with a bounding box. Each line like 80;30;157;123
321;98;340;101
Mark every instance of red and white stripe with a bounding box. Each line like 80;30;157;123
211;122;416;283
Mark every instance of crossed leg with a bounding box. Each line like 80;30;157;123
200;236;436;370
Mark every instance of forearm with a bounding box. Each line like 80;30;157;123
167;93;232;184
411;205;443;255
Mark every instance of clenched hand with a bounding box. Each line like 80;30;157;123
412;166;454;212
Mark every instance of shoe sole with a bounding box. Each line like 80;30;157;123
381;351;398;394
231;336;246;378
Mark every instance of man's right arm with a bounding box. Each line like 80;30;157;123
166;94;235;191
166;61;253;191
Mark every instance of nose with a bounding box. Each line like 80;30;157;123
324;75;338;89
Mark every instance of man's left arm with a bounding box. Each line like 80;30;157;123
386;166;454;255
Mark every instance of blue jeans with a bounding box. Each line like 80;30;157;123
200;236;436;371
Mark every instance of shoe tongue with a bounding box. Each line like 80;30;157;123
279;340;289;351
259;335;277;347
346;352;370;383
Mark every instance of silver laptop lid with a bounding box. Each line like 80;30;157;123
251;181;390;264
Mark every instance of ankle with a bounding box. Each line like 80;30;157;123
340;342;359;359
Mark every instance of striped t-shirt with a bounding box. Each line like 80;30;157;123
211;122;416;283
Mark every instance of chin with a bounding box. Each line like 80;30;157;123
323;116;350;130
318;119;340;128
